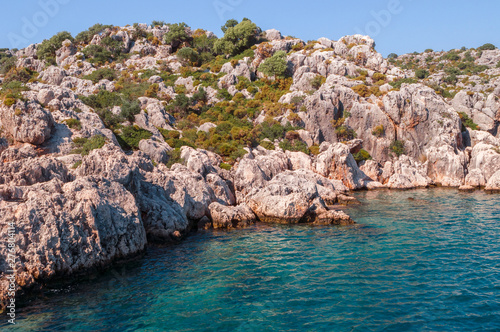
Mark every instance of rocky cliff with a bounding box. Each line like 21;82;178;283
1;21;500;309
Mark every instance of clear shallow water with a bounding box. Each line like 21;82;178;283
4;189;500;331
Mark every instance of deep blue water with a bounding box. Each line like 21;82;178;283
3;189;500;331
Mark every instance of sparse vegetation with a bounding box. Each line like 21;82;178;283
390;140;406;157
72;135;106;155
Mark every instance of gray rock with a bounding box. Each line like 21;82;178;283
139;138;172;164
198;122;217;133
0;101;54;145
246;170;354;225
0;176;146;309
39;66;67;85
209;202;256;229
265;29;282;41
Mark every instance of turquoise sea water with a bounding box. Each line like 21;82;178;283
4;189;500;331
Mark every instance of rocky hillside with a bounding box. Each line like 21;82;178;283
1;20;500;309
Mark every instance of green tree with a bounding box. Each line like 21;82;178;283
176;47;199;66
164;23;191;51
221;19;238;33
478;43;496;51
37;31;74;64
415;69;429;79
75;23;113;44
214;19;260;56
258;51;288;77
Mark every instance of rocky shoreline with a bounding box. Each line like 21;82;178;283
1;22;500;310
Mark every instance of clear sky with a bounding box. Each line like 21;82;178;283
1;0;499;56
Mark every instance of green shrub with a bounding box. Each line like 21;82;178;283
82;45;112;65
63;118;82;130
3;67;36;84
353;149;372;163
390;140;406;157
372;124;385;137
71;160;82;169
72;135;106;155
260;140;275;150
83;68;117;83
151;20;166;27
372;72;386;81
120;100;141;121
220;162;232;170
258;51;288;77
278;139;309;154
164;23;191;51
335;125;357;141
389;78;418;89
166;148;184;168
309;145;320;155
443;74;457;84
478;43;496;51
80;90;122;109
0;55;17;75
176;47;199;66
37;31;74;64
214;19;260;56
310;75;326;89
415;69;429;79
75;24;113;44
458;112;479;130
116;125;152;150
0;80;28;105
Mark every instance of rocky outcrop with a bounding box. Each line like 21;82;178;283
0;176;146;307
246;170;354;225
138;137;172;164
208;202;256;229
316;142;369;190
0;102;54;145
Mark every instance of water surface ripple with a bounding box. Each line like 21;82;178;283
5;189;500;331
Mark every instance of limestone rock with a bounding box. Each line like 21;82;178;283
0;102;54;145
138;138;172;164
485;170;500;191
0;176;146;309
315;142;369;190
209;202;256;229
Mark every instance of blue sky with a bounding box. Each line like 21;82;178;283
1;0;498;56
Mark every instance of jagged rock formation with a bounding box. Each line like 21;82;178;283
1;21;500;310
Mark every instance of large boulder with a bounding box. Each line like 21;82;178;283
246;170;354;225
315;142;369;190
138;138;172;164
0;101;54;145
208;202;256;229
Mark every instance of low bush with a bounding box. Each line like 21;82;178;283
415;69;429;79
458;112;479;130
72;135;106;155
83;68;117;83
353;149;372;163
116;125;152;151
390;140;406;157
166;148;184;168
63;118;82;130
372;125;385;137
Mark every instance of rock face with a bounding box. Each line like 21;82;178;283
316;142;369;190
0;102;54;145
246;170;354;225
0;176;146;306
208;202;256;229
